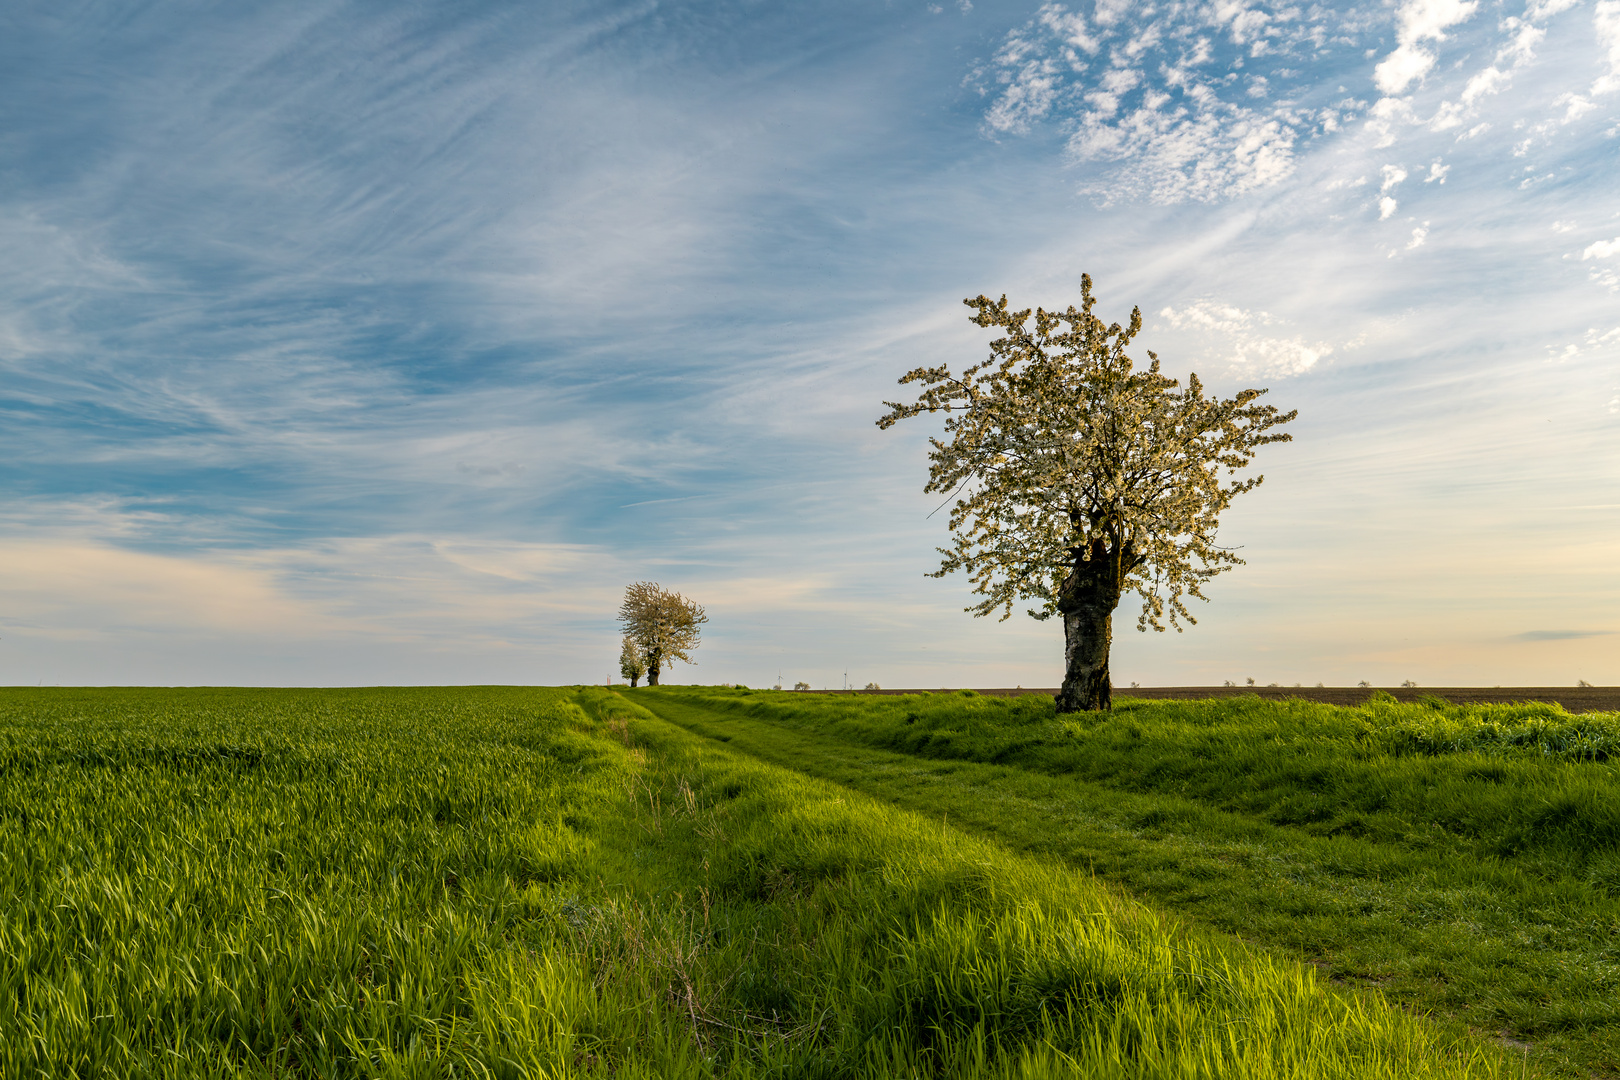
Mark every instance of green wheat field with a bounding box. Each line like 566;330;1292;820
4;685;1618;1078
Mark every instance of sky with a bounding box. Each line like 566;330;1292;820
2;0;1617;690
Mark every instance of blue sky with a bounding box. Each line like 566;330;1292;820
3;0;1617;688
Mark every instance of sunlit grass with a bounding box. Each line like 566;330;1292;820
635;686;1620;1077
1;686;1519;1077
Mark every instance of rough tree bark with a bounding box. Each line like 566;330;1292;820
645;650;663;686
1055;538;1127;713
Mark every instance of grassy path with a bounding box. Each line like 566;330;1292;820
630;689;1619;1079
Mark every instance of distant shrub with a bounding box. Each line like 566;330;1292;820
794;681;810;691
864;682;880;691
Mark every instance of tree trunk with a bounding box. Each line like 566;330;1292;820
1054;540;1123;713
645;650;662;686
630;674;639;688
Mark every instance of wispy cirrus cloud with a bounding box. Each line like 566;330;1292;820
4;0;1620;690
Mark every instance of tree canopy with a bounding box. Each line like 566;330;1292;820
617;582;707;687
878;276;1294;711
619;634;647;687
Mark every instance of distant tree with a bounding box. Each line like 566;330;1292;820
864;682;881;691
878;277;1295;713
619;635;646;687
617;582;707;687
793;681;810;691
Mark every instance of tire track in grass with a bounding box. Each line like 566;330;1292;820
631;691;1609;1079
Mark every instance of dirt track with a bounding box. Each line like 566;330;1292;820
808;686;1620;713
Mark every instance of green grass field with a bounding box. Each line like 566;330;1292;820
0;686;1534;1078
630;686;1620;1078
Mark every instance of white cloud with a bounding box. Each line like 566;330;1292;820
1457;63;1508;102
1500;20;1547;67
1379;195;1400;219
1526;0;1580;21
1366;95;1418;147
1400;0;1482;43
1375;0;1480;95
980;41;1064;135
1546;326;1620;361
976;0;1606;204
1157;301;1331;377
1380;164;1409;193
1595;1;1620;94
1407;221;1431;249
1424;160;1449;182
1555;93;1598;122
1068;103;1297;203
1584;232;1620;286
974;2;1369;203
1376;46;1440;97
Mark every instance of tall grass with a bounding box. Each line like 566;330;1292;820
0;687;1515;1078
634;686;1620;1077
569;688;1510;1078
636;687;1620;868
0;687;616;1077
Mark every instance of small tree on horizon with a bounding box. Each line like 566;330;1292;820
617;582;708;687
619;634;647;687
878;277;1295;713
